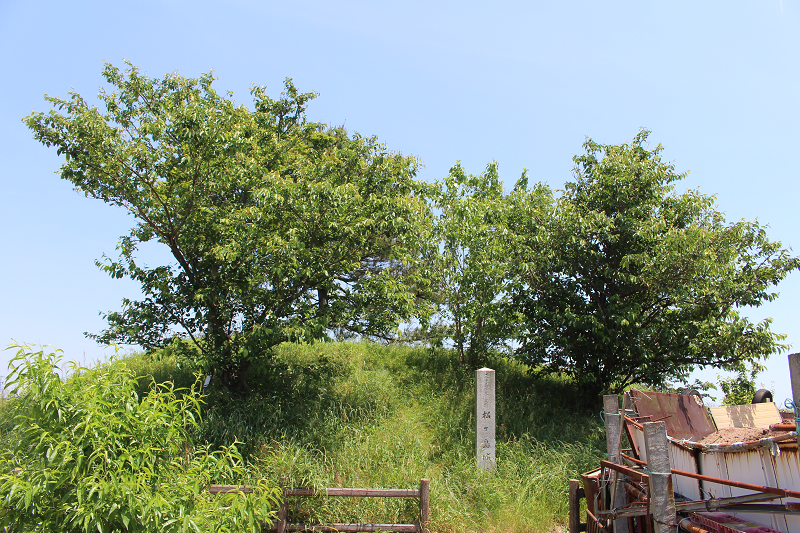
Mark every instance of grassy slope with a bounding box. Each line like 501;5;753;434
4;342;605;532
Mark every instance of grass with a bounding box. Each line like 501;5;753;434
1;342;605;532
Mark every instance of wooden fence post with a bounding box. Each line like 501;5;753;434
568;479;585;533
276;476;288;533
644;421;677;533
604;394;629;533
420;478;430;532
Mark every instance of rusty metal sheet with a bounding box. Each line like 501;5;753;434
625;421;702;500
771;448;800;533
630;390;716;442
697;445;794;532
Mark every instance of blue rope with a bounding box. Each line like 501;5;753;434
642;466;672;476
784;399;800;435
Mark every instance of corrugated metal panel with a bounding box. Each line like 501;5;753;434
770;448;800;533
626;423;701;499
709;403;782;429
626;417;799;533
699;450;735;506
716;449;788;532
669;444;701;500
630;390;716;442
630;423;647;463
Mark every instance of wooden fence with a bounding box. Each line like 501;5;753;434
210;479;430;533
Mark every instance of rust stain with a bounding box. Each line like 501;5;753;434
630;390;716;442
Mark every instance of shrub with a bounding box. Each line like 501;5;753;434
0;345;279;532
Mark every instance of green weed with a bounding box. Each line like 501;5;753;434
0;342;604;532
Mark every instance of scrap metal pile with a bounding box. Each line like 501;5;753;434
569;390;800;533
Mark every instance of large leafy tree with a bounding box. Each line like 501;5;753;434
424;162;522;366
508;130;800;405
25;63;428;389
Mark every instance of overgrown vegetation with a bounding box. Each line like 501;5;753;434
0;345;280;532
1;342;604;532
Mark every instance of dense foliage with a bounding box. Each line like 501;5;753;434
25;62;429;389
719;362;767;406
24;62;798;403
0;345;279;532
506;131;799;403
423;162;520;366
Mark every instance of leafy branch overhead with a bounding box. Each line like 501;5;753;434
25;62;430;389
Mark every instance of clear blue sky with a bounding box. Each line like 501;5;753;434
1;1;798;404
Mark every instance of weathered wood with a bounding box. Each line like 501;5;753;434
569;479;587;533
208;484;254;494
281;524;420;532
276;479;288;533
420;478;429;531
212;480;426;532
643;421;677;533
286;487;420;497
603;394;629;533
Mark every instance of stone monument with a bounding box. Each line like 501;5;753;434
476;367;496;470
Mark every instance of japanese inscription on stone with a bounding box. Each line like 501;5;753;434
476;367;495;470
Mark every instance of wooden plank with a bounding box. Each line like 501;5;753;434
277;481;288;533
644;421;677;533
709;403;781;429
281;523;420;532
214;481;425;533
210;486;421;498
569;479;582;533
420;478;429;530
208;485;254;494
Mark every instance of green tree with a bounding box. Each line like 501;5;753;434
718;362;767;406
508;130;800;406
0;345;279;532
424;162;521;366
25;63;428;389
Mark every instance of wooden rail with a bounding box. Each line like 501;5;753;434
210;479;430;533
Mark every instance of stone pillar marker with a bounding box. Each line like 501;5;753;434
789;353;800;406
789;353;800;441
476;367;496;470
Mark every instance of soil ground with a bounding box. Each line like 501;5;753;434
697;426;792;446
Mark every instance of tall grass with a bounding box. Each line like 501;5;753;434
0;342;605;532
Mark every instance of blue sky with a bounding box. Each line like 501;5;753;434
1;1;798;403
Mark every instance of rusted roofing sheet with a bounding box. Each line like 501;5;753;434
629;390;716;442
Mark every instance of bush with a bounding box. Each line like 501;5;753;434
0;345;279;532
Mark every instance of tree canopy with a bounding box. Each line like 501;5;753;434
25;62;429;389
506;130;800;404
25;63;798;402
